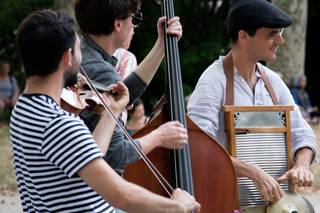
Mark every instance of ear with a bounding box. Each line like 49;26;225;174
238;30;249;42
61;48;73;67
114;19;122;32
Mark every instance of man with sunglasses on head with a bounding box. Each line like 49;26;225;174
188;0;316;203
74;0;188;179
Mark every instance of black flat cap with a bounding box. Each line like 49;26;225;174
227;0;293;30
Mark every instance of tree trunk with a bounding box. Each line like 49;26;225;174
268;0;308;85
54;0;79;33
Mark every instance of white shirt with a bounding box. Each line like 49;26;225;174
187;56;316;159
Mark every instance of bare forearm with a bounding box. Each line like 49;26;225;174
79;159;186;213
137;130;161;155
133;38;164;84
120;182;186;213
137;121;188;154
294;148;314;168
92;112;120;154
231;157;258;179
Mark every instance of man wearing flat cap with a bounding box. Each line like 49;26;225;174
188;0;316;203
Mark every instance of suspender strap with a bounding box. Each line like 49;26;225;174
223;52;234;105
257;64;279;105
222;51;279;105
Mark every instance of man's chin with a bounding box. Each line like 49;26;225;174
262;54;277;62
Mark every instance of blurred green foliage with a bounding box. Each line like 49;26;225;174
0;0;53;88
0;0;231;111
130;0;231;111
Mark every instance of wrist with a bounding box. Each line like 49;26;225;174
101;108;120;120
248;164;262;180
110;105;123;116
294;161;310;169
171;200;188;213
155;38;165;56
149;129;163;147
294;147;313;167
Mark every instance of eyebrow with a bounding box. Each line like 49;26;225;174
268;29;282;35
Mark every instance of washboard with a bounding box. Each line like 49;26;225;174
223;105;293;207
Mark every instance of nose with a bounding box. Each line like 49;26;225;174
275;34;285;45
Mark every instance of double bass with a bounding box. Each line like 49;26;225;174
124;0;238;212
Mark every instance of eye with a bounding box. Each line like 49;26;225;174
269;32;278;38
267;29;283;40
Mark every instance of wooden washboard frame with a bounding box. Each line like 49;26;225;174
223;105;294;207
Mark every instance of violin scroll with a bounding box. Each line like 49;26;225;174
61;72;111;114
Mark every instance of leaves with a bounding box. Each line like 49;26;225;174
0;0;229;111
130;0;230;111
0;0;53;87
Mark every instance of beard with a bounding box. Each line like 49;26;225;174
64;56;80;88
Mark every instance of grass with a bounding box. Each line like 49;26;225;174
0;123;320;193
0;123;18;192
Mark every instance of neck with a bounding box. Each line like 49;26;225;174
89;34;117;56
0;73;7;79
231;45;258;82
128;115;146;129
24;69;64;103
132;116;145;122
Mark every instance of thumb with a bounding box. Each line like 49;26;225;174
171;188;181;198
276;173;288;183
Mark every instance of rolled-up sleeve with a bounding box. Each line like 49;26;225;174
124;72;147;105
274;74;317;161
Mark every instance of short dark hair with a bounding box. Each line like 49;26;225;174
0;59;10;68
75;0;141;36
16;10;76;77
227;21;258;43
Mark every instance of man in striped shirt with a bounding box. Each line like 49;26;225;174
11;9;200;213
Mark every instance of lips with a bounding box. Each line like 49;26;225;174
270;47;278;53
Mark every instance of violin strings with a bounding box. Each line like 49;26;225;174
79;66;174;196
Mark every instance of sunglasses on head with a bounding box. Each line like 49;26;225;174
130;11;143;26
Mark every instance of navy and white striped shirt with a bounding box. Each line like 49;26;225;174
10;94;114;213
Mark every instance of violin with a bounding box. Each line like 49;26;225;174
62;66;185;200
61;72;110;114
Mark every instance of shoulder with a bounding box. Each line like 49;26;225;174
114;48;135;59
259;64;282;81
258;63;286;88
115;49;137;65
290;87;298;94
10;75;18;82
81;49;120;84
259;64;294;103
81;42;110;70
45;113;84;133
196;57;226;89
43;114;93;149
80;37;115;72
188;57;226;106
